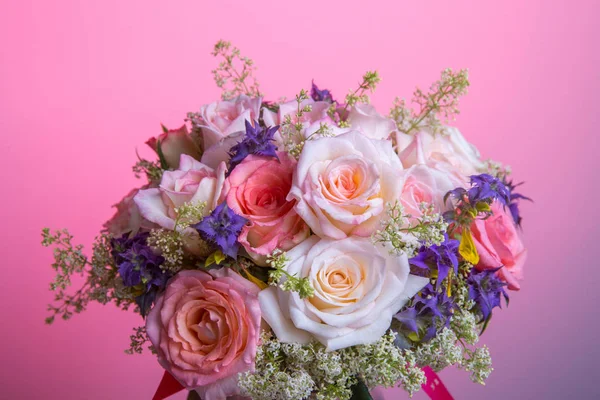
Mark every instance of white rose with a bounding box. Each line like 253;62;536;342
258;236;429;351
347;103;397;140
395;127;484;176
288;130;403;239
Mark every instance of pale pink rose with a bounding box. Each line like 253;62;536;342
103;187;158;237
288;131;403;239
346;104;397;140
263;98;344;148
471;202;527;290
201;131;244;170
395;127;484;176
146;125;202;169
146;269;261;400
196;95;262;151
398;164;463;221
134;154;227;231
258;236;429;351
134;154;227;256
225;152;309;264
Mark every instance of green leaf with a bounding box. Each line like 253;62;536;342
242;268;268;290
459;229;480;265
350;379;373;400
475;201;491;212
205;250;226;267
480;312;492;336
156;139;169;170
160;123;169;133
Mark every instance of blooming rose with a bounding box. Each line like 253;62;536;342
134;154;227;256
225;152;309;264
201;131;245;170
263;98;344;147
146;269;261;400
471;202;526;290
258;236;429;351
134;154;227;230
146;125;202;169
398;164;462;220
103;187;158;237
346;104;397;140
196;95;261;151
288;131;403;239
395;127;484;176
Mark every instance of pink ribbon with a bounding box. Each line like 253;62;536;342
421;366;454;400
152;371;184;400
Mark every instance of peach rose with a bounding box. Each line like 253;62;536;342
146;125;202;169
146;269;261;400
225;152;309;264
258;236;429;351
471;202;527;290
288;131;403;239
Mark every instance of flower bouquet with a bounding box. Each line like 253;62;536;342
42;41;530;400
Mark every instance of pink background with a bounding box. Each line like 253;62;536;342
1;0;598;399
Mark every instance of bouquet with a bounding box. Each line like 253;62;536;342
42;41;530;400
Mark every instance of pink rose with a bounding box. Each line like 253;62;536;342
103;187;158;237
399;164;463;221
134;154;227;231
471;202;527;290
288;131;403;239
196;95;262;151
225;152;309;263
146;125;202;169
146;269;261;400
346;104;397;140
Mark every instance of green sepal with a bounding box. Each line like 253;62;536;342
160;123;169;133
156;139;169;170
350;379;373;400
480;312;492;336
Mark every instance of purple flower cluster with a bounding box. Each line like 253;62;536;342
445;173;511;207
228;119;279;172
310;81;334;103
503;178;532;227
410;235;460;289
467;267;509;323
110;232;169;316
193;202;248;259
394;283;457;343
